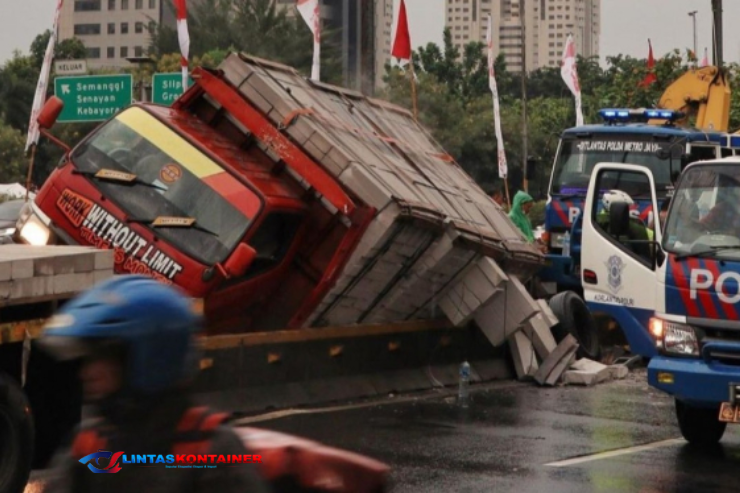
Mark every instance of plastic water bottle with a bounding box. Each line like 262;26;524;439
562;231;571;258
458;361;470;408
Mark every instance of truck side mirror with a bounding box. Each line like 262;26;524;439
609;202;631;237
222;243;257;278
38;96;64;130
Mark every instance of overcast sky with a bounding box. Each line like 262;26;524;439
1;0;738;66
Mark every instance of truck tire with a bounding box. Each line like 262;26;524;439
549;291;601;361
675;399;726;446
0;373;34;493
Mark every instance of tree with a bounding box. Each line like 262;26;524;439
149;0;343;85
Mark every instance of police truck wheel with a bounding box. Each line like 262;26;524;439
675;399;726;446
548;291;601;361
0;373;34;493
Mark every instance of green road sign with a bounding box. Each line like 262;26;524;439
54;74;133;123
152;73;193;105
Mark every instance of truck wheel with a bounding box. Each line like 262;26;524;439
0;373;34;493
675;399;726;446
549;291;601;361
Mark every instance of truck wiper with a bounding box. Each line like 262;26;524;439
127;216;219;237
72;168;167;191
675;245;740;261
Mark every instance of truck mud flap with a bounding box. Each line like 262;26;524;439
192;321;512;414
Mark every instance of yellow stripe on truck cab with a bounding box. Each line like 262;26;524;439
116;107;222;179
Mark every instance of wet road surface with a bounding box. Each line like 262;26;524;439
27;369;740;492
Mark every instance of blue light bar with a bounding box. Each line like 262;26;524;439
597;108;685;124
598;108;632;122
645;109;678;120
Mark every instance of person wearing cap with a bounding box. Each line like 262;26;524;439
39;275;270;493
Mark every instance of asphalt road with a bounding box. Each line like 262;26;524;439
27;368;740;492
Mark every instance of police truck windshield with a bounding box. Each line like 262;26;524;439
70;107;255;266
663;165;740;260
551;137;681;196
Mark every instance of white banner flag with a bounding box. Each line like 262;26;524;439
174;0;190;91
26;0;64;152
560;35;584;127
487;15;507;179
296;0;321;81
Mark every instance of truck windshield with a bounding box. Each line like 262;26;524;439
663;165;740;261
551;136;681;195
70;107;255;266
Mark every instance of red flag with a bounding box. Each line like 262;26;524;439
392;0;411;61
639;39;657;87
174;0;190;91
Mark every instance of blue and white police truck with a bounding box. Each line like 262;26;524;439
579;156;740;445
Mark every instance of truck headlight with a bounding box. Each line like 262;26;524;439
649;318;699;356
19;214;50;246
550;232;565;248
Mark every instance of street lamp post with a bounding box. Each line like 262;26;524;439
126;56;156;102
688;10;698;62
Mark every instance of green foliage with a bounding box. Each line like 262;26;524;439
149;0;343;85
383;36;739;198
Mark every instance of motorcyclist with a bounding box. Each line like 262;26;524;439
38;275;270;493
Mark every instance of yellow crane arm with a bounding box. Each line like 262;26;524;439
657;66;730;132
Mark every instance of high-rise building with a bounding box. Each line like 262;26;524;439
59;0;163;69
60;0;393;93
445;0;600;72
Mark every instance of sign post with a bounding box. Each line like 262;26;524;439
54;60;87;75
151;73;193;105
54;74;133;123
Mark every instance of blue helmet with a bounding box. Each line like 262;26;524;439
40;275;202;394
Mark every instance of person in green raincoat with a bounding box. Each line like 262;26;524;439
508;190;535;242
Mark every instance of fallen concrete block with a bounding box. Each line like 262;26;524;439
523;313;558;360
533;334;578;385
562;358;611;386
508;330;538;380
544;347;578;386
571;358;608;373
607;364;629;380
536;299;559;328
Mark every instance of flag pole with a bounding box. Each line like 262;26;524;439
504;177;511;210
25;145;36;202
409;55;418;122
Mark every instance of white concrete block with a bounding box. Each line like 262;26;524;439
508;330;538;380
607;364;629;380
93;270;115;285
533;334;578;385
94;251;115;271
0;261;11;281
537;299;560;328
11;259;33;280
522;314;558;360
53;272;95;295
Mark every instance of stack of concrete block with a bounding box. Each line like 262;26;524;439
217;53;544;329
0;245;114;305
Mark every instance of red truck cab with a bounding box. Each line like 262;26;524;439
19;102;313;332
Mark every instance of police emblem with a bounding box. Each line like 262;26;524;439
605;255;626;293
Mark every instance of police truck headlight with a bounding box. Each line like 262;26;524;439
19;214;51;246
550;232;565;249
649;318;699;356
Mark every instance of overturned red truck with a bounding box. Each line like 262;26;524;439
5;52;548;491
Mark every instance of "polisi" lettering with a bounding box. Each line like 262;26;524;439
689;269;740;304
